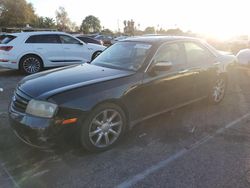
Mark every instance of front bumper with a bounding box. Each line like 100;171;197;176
9;105;79;149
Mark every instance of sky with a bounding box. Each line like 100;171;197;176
27;0;250;40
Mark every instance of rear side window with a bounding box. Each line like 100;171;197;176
26;35;60;44
184;42;213;64
59;35;80;44
78;37;94;44
154;43;185;65
0;35;16;44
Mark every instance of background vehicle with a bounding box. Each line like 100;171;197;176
0;34;5;43
9;36;236;152
236;48;250;66
94;35;113;46
76;35;104;46
0;32;106;74
110;35;128;45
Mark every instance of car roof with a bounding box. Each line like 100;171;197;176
8;31;69;36
123;36;202;45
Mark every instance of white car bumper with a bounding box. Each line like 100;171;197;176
0;54;18;69
0;61;18;69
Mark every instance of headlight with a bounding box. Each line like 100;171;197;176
26;99;58;118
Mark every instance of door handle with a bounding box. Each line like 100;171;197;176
179;69;189;74
64;48;70;50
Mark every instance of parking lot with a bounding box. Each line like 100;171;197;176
1;67;250;187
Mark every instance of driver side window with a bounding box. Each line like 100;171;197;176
154;43;184;65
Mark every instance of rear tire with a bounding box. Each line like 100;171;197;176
208;75;227;104
80;103;127;152
20;55;43;74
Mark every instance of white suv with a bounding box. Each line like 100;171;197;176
0;32;106;74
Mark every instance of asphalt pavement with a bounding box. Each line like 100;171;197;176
1;67;250;188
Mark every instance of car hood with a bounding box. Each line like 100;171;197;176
18;64;134;99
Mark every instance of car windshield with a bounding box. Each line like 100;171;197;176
92;42;152;71
0;35;16;44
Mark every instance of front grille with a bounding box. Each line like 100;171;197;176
11;88;32;113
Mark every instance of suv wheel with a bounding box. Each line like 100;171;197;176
20;55;43;74
91;51;102;61
80;103;126;152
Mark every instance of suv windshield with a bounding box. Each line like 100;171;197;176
92;41;152;71
0;35;16;44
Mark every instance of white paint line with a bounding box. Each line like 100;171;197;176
1;163;20;188
31;169;50;178
117;112;250;188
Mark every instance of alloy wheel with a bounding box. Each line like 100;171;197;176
88;109;123;148
22;57;41;74
212;78;226;103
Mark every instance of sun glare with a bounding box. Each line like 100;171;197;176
26;0;250;40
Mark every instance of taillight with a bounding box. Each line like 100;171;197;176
0;46;13;51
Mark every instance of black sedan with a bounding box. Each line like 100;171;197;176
76;35;104;46
9;36;236;151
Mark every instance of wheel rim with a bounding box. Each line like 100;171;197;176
89;109;123;148
94;51;101;59
212;78;226;102
23;57;41;74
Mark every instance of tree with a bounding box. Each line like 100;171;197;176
101;29;113;35
34;16;56;28
43;17;56;28
69;22;79;32
55;6;71;31
0;0;37;27
144;27;155;34
123;19;135;35
166;28;184;35
80;15;101;34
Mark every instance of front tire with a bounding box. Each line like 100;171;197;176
91;51;102;61
80;103;127;152
20;55;43;74
209;75;227;104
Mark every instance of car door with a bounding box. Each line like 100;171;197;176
138;42;198;118
183;41;219;98
59;34;91;64
25;34;65;66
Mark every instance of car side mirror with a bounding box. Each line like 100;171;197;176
153;61;173;71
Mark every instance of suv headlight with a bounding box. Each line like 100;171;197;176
26;99;58;118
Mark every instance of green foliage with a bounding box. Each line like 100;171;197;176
144;27;155;34
34;16;56;28
81;15;101;34
0;0;37;27
101;29;113;35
